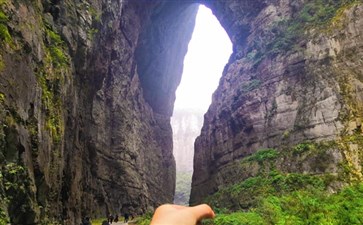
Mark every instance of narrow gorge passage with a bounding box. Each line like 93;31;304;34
1;0;363;224
172;5;232;206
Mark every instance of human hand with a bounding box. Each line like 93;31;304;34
150;204;215;225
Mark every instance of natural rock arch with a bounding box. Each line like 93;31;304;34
135;0;363;207
135;0;267;117
1;0;362;223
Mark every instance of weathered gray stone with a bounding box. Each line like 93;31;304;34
1;0;363;223
190;2;363;205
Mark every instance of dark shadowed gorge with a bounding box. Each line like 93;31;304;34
1;0;363;224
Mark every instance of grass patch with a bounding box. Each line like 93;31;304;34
214;211;264;225
203;137;363;224
135;212;153;225
205;171;327;211
205;183;363;225
91;218;108;225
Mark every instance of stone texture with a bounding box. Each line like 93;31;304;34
1;0;363;223
190;1;363;205
0;0;197;223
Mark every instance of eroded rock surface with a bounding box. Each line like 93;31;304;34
0;0;197;223
1;0;363;223
190;1;363;204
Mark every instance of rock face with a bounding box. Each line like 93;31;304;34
0;0;197;223
1;0;363;223
190;0;363;205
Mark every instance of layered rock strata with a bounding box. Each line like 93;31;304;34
0;0;197;223
1;0;363;223
191;0;363;205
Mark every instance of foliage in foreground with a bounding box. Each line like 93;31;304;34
134;212;153;225
202;183;363;225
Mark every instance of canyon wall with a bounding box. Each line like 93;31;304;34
0;0;197;223
191;0;363;205
1;0;363;223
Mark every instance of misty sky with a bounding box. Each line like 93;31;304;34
174;5;233;111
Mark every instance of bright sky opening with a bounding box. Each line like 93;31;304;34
174;5;233;111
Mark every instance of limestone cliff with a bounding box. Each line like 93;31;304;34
1;0;363;223
191;0;363;205
0;0;197;223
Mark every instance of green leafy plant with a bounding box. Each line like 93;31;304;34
245;149;279;162
293;142;316;154
0;11;11;44
45;27;69;67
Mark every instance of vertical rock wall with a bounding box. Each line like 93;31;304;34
0;0;197;223
2;0;362;222
191;0;363;205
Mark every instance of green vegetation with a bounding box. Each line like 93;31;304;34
87;28;99;40
45;27;69;67
246;0;360;65
135;212;153;225
0;209;9;225
206;171;327;211
205;183;363;225
91;218;108;225
293;142;316;154
0;11;7;23
0;162;36;224
0;11;11;44
0;92;4;103
37;70;63;143
213;212;263;225
36;24;70;143
3;163;26;192
0;169;10;225
89;6;101;23
245;148;278;163
0;56;4;71
202;135;363;224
